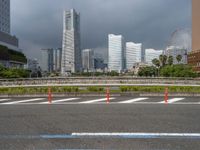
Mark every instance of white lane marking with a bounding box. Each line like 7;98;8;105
2;98;45;104
159;98;185;104
80;98;115;104
0;99;10;102
0;102;199;105
71;132;200;138
40;98;80;104
1;133;200;139
118;98;148;104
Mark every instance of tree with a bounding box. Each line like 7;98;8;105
138;66;157;77
176;55;182;64
168;56;174;65
160;64;197;78
152;58;160;68
0;64;5;72
159;55;167;67
108;71;119;76
152;58;160;76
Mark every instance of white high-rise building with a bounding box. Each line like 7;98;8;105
61;9;81;75
108;34;125;73
0;0;10;34
126;42;142;69
145;49;163;65
82;49;94;72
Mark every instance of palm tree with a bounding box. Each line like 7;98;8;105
159;55;167;67
152;58;160;76
176;55;182;64
168;56;173;65
159;55;163;66
163;55;168;66
152;58;160;68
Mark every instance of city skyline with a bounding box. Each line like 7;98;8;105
10;0;191;62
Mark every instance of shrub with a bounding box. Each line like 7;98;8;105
160;65;198;78
120;86;200;93
87;87;104;92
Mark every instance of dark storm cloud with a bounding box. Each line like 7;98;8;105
11;0;191;61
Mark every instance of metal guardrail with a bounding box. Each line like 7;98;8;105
0;77;200;86
0;76;200;81
1;84;200;88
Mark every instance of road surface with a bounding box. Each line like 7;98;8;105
0;96;200;150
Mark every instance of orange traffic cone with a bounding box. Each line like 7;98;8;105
106;87;110;104
164;87;168;104
48;87;52;104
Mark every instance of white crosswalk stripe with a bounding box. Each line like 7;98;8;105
159;98;185;104
2;98;45;104
80;98;115;104
0;99;10;102
118;98;149;104
40;98;80;104
0;97;198;105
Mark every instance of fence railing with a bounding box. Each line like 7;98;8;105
0;77;200;86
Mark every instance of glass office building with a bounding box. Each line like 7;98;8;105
0;0;10;34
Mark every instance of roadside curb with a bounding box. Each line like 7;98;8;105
0;92;200;98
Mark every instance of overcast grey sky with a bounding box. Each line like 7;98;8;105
11;0;191;61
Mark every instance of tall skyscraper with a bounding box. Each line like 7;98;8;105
145;49;163;65
108;34;125;73
82;49;94;72
61;9;81;75
0;0;10;34
126;42;142;69
0;0;19;53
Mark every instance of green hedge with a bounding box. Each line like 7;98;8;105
0;86;79;95
120;86;200;93
87;86;104;92
1;86;200;95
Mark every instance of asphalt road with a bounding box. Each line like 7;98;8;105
0;96;200;150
